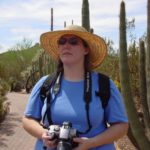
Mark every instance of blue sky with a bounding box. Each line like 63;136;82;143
0;0;147;53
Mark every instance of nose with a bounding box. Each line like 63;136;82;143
63;41;71;48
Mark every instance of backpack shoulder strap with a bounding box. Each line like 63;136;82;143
40;73;56;127
40;73;56;102
95;73;110;108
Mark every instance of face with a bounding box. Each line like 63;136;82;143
58;34;89;67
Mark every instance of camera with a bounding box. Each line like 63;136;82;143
47;121;78;150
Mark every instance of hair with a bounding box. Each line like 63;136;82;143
82;39;88;48
84;54;91;71
56;59;63;74
82;39;91;71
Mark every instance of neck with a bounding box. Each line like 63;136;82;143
63;65;85;81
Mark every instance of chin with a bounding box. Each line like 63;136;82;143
61;58;74;64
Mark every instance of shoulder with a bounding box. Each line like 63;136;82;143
91;71;110;82
31;75;49;92
92;72;117;93
37;75;49;85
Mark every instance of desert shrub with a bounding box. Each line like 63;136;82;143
9;78;24;92
0;79;9;123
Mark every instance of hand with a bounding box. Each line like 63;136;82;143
42;131;57;149
73;137;91;150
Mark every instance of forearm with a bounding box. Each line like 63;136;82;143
22;116;47;139
88;123;129;148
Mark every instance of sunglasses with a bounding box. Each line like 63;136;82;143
58;37;79;46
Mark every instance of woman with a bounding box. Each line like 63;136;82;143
22;25;128;150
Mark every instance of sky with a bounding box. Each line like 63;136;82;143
0;0;147;53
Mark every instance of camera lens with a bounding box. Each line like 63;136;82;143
57;141;72;150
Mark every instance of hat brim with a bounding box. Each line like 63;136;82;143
40;30;107;70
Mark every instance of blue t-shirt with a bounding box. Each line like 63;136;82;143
24;72;128;150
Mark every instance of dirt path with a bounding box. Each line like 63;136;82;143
0;92;36;150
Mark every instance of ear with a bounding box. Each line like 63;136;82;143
84;47;90;55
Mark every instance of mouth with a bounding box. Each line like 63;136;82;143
62;52;72;56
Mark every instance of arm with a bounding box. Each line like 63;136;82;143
73;122;129;150
22;76;49;139
22;116;46;139
22;116;57;148
22;76;57;148
89;122;128;147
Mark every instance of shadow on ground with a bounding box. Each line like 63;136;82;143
0;112;22;147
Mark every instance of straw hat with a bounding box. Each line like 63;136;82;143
40;25;107;70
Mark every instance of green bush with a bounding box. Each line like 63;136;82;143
0;43;40;81
0;79;9;123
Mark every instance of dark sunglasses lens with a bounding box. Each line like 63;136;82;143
58;37;78;45
69;37;78;45
58;38;67;45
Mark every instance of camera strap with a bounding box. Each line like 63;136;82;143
78;71;92;134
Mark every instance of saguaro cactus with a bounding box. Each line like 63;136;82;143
51;8;53;31
147;0;150;114
39;54;43;77
139;40;150;139
64;21;66;27
119;1;150;149
72;20;74;25
82;0;90;31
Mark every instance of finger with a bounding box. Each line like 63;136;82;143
44;140;57;148
73;137;83;143
43;132;55;140
73;137;88;143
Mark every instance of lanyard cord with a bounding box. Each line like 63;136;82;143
78;71;92;134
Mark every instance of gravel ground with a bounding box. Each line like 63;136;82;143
117;135;138;150
0;92;35;150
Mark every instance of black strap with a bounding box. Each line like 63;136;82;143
40;73;56;101
95;73;110;108
40;72;59;125
42;90;53;125
78;71;92;134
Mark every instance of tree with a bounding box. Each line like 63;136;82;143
9;38;32;51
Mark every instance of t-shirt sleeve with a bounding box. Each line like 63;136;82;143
105;79;128;123
24;76;48;120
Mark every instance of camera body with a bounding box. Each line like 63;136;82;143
47;121;78;150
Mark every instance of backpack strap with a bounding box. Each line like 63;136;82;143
40;73;57;126
95;73;110;108
40;74;55;102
